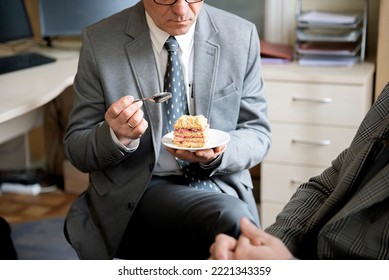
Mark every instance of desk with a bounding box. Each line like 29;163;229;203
0;46;79;168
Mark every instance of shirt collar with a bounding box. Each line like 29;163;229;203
145;11;195;55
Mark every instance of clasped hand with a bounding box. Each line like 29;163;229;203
209;217;294;260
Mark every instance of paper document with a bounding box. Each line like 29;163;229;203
260;40;294;61
298;56;359;67
296;29;362;42
297;41;361;56
298;11;360;26
1;182;41;195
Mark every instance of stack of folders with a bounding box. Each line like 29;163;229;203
296;11;364;66
260;40;294;64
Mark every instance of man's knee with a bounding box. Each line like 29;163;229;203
211;195;255;239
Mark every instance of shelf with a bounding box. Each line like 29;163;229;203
295;0;368;64
296;28;362;42
297;11;362;29
297;41;361;56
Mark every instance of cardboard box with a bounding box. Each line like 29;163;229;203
63;160;88;195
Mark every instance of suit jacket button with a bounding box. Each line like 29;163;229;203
127;202;134;210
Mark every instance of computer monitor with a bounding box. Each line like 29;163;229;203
39;0;139;38
0;0;33;43
206;0;264;37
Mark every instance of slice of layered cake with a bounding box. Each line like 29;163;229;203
173;115;209;148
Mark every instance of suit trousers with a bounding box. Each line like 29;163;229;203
115;175;256;260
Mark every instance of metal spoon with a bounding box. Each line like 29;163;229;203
133;92;172;103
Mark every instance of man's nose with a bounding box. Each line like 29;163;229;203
171;0;189;15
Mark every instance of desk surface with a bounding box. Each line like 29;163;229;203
0;45;79;144
0;46;79;124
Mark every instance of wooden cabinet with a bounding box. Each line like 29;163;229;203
260;62;375;228
375;0;389;99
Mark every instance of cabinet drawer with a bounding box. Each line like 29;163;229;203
261;162;325;203
266;81;370;126
265;123;355;166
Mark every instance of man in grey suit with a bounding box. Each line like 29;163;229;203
209;83;389;260
64;0;271;259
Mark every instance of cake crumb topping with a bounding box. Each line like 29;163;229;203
174;115;208;129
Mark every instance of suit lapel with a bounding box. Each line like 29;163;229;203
124;4;163;153
192;8;219;119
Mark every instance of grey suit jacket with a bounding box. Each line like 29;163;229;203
64;3;271;259
266;82;389;259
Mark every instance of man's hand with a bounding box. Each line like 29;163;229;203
105;96;148;146
209;217;294;260
208;233;237;260
165;144;226;164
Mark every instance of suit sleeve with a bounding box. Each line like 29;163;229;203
64;29;126;172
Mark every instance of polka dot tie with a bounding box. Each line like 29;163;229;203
163;36;188;129
163;36;221;193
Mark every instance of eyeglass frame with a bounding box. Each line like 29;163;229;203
153;0;204;6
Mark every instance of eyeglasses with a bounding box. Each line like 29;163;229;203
153;0;204;6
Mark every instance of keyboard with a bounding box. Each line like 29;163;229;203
0;52;56;75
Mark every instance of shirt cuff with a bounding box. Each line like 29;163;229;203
110;127;139;152
199;154;222;169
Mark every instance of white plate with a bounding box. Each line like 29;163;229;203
162;129;230;151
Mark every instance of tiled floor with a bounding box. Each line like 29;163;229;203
0;190;77;224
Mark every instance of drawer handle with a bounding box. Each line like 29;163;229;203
292;97;332;103
292;139;331;146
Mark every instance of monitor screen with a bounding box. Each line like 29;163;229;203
39;0;139;37
0;0;33;43
206;0;264;37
